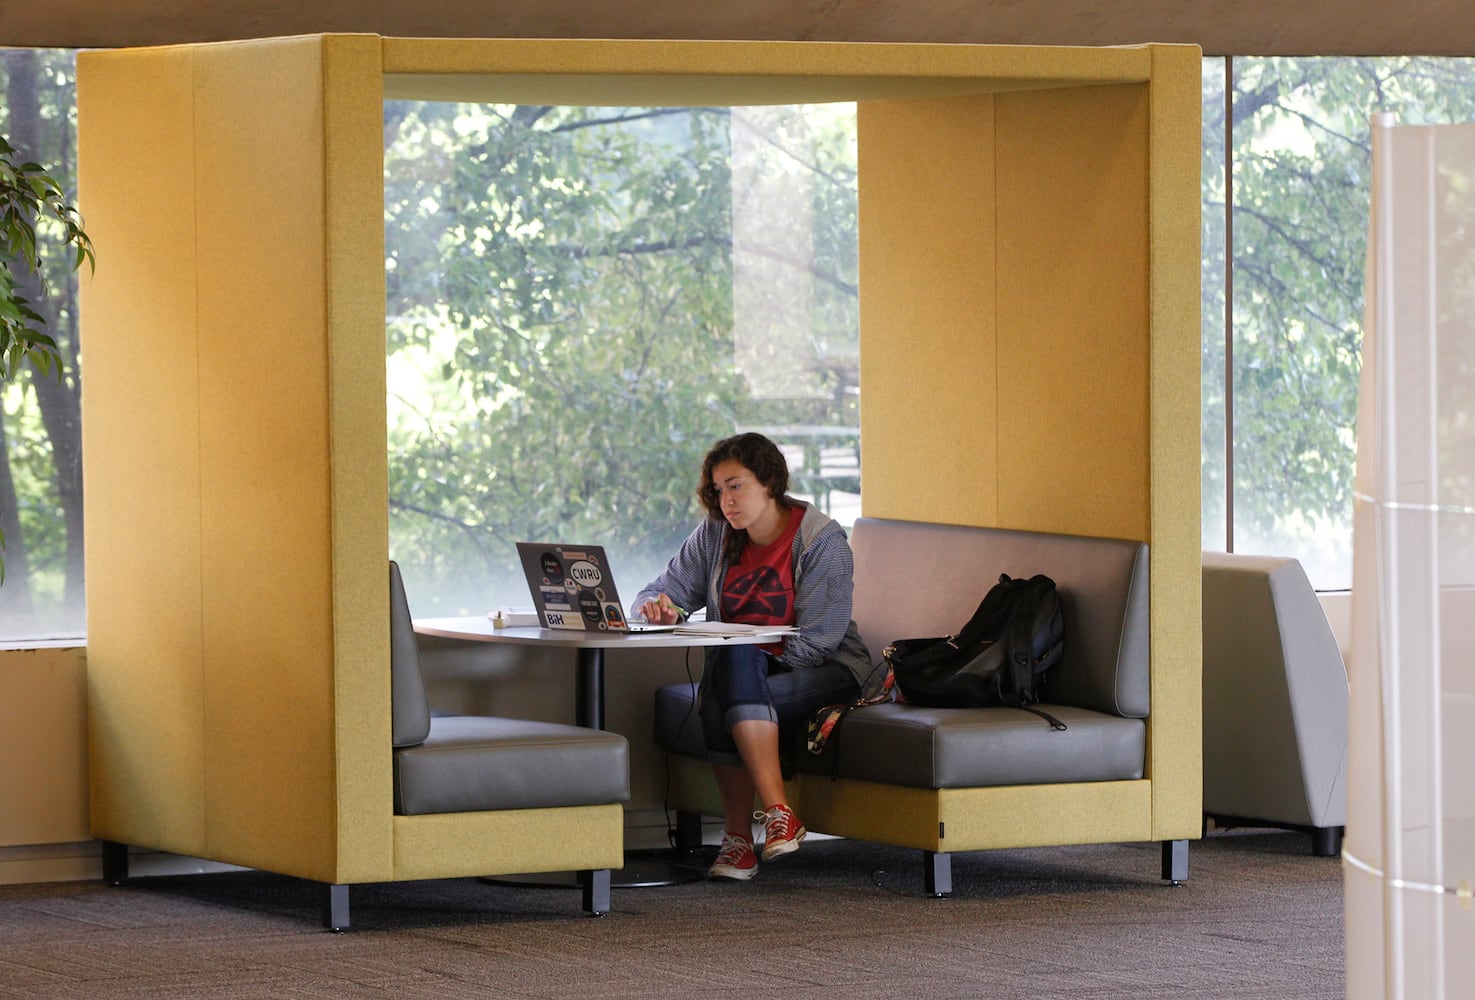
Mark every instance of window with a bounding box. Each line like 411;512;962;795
0;48;84;643
383;102;860;614
1202;57;1228;562
1203;56;1475;589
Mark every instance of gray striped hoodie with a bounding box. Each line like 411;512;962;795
633;499;882;695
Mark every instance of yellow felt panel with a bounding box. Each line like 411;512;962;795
670;753;1155;853
793;777;951;848
77;44;208;857
795;776;1153;851
78;35;396;883
857;96;998;526
391;806;625;881
188;36;341;882
936;781;1153;848
381;37;1154;106
994;83;1151;540
322;33;394;885
1144;45;1205;841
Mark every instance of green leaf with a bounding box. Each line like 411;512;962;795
0;128;93;386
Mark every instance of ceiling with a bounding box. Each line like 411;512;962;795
2;0;1474;57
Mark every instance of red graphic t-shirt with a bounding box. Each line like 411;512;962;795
722;508;804;652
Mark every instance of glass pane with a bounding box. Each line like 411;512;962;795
384;102;860;615
1202;56;1228;556
0;48;85;643
1229;56;1475;589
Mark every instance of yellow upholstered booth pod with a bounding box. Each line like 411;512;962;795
78;35;1200;893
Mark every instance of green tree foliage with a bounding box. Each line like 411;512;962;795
0;135;90;382
1205;57;1475;584
383;102;859;612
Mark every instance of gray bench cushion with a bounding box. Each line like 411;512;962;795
849;518;1150;718
394;716;630;816
791;702;1145;788
653;681;1143;788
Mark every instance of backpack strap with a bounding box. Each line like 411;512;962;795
1005;575;1068;731
1021;705;1068;731
806;663;896;778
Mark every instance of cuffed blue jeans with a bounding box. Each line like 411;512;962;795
698;644;858;768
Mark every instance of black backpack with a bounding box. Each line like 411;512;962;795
884;573;1067;728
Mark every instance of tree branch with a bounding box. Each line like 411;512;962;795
546;107;726;133
389;498;493;564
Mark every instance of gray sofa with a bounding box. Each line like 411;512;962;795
1201;551;1347;856
654;516;1181;893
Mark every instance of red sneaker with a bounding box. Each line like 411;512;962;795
708;831;759;880
756;804;806;862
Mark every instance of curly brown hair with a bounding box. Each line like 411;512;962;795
698;433;795;564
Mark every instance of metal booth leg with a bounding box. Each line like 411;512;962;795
1161;839;1189;885
923;850;953;897
580;869;612;915
101;840;130;886
321;883;351;932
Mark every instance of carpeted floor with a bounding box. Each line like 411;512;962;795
0;828;1343;999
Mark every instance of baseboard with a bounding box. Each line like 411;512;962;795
0;841;246;887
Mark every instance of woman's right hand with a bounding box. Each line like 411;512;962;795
638;593;683;625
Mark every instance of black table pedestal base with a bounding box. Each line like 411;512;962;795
481;849;708;890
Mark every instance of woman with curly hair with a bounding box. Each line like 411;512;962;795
634;433;878;880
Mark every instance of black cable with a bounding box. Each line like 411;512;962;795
663;646;700;851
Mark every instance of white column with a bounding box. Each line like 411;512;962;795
1346;113;1475;999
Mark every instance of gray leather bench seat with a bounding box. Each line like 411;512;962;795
394;717;631;816
654;684;1142;788
793;703;1144;788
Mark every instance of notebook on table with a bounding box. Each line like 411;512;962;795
515;541;674;633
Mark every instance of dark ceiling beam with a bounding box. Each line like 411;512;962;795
1;0;1474;56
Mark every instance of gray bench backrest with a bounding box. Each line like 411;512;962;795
389;561;433;748
849;518;1150;718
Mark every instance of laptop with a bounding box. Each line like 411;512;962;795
515;541;673;632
